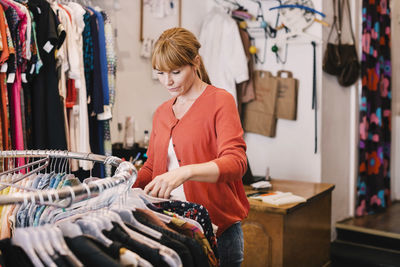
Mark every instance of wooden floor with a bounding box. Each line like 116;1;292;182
336;201;400;238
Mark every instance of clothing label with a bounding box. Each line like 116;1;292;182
75;79;81;89
21;73;27;83
37;7;41;14
97;105;112;120
126;137;134;147
30;64;35;74
0;63;8;73
7;73;15;84
43;41;54;53
72;105;79;115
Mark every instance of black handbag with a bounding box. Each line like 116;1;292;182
322;0;360;86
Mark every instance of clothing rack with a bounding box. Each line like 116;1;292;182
0;150;137;207
0;150;123;167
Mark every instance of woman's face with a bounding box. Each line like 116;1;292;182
156;65;196;97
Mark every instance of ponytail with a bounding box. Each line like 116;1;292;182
197;56;211;84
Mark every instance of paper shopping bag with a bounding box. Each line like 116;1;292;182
275;70;298;120
243;71;278;137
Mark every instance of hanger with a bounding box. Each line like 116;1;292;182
102;209;180;266
58;221;83;238
274;27;322;45
48;181;118;248
111;206;163;240
12;228;45;267
132;188;209;233
271;0;323;46
75;217;113;246
0;156;49;191
26;227;57;267
47;225;84;267
37;228;57;260
49;183;99;224
98;184;182;267
269;3;326;18
127;189;172;221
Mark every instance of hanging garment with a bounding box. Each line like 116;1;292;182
199;7;249;104
356;0;392;215
155;199;218;257
65;2;92;171
28;0;67;150
133;208;209;267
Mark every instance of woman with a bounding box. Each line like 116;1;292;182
133;27;249;267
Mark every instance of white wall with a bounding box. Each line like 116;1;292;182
390;0;400;201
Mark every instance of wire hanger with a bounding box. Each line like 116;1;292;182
0;156;50;191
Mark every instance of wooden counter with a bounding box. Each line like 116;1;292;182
242;179;335;267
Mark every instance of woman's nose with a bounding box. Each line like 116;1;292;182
166;76;174;86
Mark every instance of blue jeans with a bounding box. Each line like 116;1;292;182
217;222;244;267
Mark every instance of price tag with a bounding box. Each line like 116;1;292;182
30;64;35;74
21;73;27;83
43;41;54;53
97;105;112;120
1;63;8;73
7;73;15;84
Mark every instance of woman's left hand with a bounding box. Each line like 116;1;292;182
144;166;191;199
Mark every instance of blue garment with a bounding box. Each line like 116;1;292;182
16;203;30;227
52;173;63;189
30;173;52;226
49;176;56;188
36;173;51;190
31;174;43;189
28;204;38;227
87;7;109;106
217;222;244;267
34;174;65;226
16;174;43;227
33;206;45;227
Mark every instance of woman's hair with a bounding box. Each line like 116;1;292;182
152;27;211;84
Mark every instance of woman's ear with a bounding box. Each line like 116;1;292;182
194;55;201;69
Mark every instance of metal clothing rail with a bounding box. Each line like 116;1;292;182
0;150;137;206
0;150;123;167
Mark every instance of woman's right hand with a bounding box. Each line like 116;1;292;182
144;166;191;199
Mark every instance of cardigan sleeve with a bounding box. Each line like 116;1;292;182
133;111;157;189
212;91;247;183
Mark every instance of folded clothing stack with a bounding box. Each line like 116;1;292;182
249;191;306;206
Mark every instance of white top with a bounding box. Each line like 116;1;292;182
199;7;249;104
67;2;92;171
167;138;186;201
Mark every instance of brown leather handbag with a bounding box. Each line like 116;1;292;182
322;0;359;86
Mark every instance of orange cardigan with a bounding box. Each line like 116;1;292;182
134;85;249;236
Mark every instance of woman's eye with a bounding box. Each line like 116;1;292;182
172;71;180;74
157;71;163;75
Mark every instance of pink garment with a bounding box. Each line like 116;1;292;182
4;0;27;168
3;0;27;59
11;68;25;169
